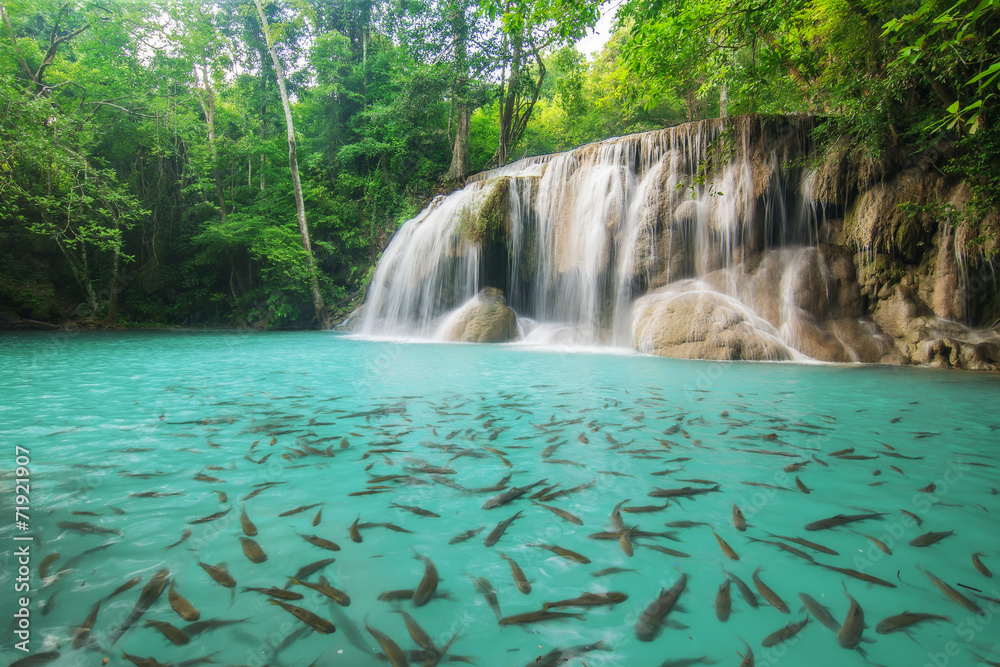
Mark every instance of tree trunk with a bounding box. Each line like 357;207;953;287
105;242;121;326
720;84;728;118
253;0;329;328
57;237;98;318
444;2;470;181
445;105;470;181
195;61;226;223
498;32;523;167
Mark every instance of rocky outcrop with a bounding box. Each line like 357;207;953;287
440;287;518;343
358;114;1000;369
634;284;793;361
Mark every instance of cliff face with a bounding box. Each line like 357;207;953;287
354;115;1000;370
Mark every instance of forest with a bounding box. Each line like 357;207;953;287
1;0;997;329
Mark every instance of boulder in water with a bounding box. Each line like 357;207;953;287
440;287;518;343
633;284;793;361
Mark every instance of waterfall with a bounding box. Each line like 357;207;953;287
351;115;893;362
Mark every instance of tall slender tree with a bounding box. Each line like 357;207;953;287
252;0;329;327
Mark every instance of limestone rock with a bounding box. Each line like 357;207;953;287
873;287;921;339
440;287;518;343
633;284;792;361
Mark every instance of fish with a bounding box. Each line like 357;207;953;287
715;578;732;622
9;652;60;667
366;623;408;666
109;568;169;644
542;591;628;609
762;616;809;647
724;568;758;608
144;619;191;645
532;500;583;525
540;480;596;502
745;536;815;562
837;584;865;649
854;531;892;554
622;502;669;513
526;542;591;563
732;503;746;531
764;531;838;555
240;506;257;536
648;485;721;498
168;581;200;621
620;526;636;556
639;543;691;557
378;589;417;601
752;568;788;613
592;567;638;577
394;609;436;654
38;553;59;579
973;552;992;577
71;599;101;649
909;530;955;547
278;502;324;517
183;617;250;636
293;558;336;580
312;508;323;526
635;573;687;641
589;529;679;541
666;520;709;528
271;600;336;633
499;609;586;625
288;575;350;606
239;537;267;563
794;477;811;494
799;593;839;632
528;640;610;667
449;526;484;544
711;528;739;560
214;490;227;503
499;551;531;593
467;573;502;619
390;502;440;518
804;512;886;531
482;478;548;509
783;460;810;473
901;509;923;527
298;533;341;552
923;567;985;615
875;612;950;634
57;520;121;536
190;507;231;524
108;576;142;599
193;473;224;483
484;510;523;547
349;517;363;543
241;586;304;600
412;552;439;606
814;562;895;588
198;561;236;588
166;528;192;550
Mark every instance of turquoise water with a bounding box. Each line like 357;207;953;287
1;331;999;667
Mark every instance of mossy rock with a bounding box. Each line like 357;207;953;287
0;273;61;321
845;169;945;262
458;176;510;245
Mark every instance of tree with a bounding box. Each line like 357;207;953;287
252;0;329;327
480;0;599;166
0;0;148;323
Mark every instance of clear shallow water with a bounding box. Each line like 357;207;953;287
1;331;999;667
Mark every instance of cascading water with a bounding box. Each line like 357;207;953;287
351;115;897;362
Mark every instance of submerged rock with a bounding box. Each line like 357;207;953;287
440;287;518;343
633;284;793;361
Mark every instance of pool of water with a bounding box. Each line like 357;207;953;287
1;331;999;667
